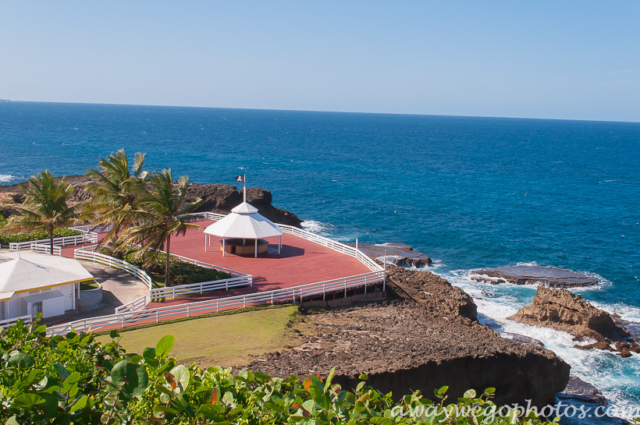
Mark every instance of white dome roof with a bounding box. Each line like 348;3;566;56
204;202;283;239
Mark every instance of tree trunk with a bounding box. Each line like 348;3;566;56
49;227;54;255
165;235;171;287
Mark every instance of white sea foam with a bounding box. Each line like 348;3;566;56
437;268;640;419
0;174;15;183
301;220;333;236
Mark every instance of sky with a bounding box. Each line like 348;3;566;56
1;1;639;122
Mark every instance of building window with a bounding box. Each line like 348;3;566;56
32;301;43;316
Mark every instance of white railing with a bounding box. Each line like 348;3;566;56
278;224;383;272
115;296;147;314
47;269;385;336
165;252;250;278
183;212;226;221
0;315;32;328
149;276;252;300
74;246;253;301
74;245;154;291
29;243;62;256
69;224;113;234
9;233;99;251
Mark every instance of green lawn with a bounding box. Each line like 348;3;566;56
80;280;100;290
97;306;300;368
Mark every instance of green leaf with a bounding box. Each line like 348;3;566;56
110;329;120;339
111;359;149;397
143;347;157;363
53;364;70;380
170;365;190;392
156;335;175;359
463;389;477;399
324;366;336;393
70;395;88;413
8;351;35;369
14;393;45;407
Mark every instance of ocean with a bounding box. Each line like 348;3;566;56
1;101;639;415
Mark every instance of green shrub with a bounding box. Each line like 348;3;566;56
100;246;233;286
0;227;83;245
0;320;556;424
0;214;6;227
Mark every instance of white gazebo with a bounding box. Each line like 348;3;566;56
0;251;94;321
203;201;283;258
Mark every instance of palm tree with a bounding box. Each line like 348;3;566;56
84;149;147;243
120;170;202;287
7;171;80;254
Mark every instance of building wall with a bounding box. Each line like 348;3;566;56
9;284;74;318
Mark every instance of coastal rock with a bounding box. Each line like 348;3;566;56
508;286;631;344
502;332;545;348
558;376;607;406
385;264;477;322
0;175;303;227
246;268;569;408
357;242;432;268
471;265;597;288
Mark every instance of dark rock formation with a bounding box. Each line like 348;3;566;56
385;264;477;323
508;286;630;342
0;175;302;227
246;267;570;408
356;242;432;268
509;287;640;358
502;332;545;348
471;265;597;288
558;376;607;406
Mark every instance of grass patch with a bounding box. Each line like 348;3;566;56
97;305;301;368
80;280;100;290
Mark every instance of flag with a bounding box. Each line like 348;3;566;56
235;175;245;182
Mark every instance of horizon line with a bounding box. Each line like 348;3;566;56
3;99;640;125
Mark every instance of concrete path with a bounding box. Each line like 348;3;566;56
47;261;148;326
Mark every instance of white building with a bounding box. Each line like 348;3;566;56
0;251;94;320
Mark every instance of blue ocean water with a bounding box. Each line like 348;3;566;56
1;102;640;413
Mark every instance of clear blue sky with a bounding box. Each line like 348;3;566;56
1;1;639;121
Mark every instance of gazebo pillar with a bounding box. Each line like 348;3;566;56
255;239;258;258
222;238;226;257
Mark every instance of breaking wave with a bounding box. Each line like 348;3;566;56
0;174;16;183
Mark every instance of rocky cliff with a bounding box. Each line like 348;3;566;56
508;287;640;358
0;175;302;227
247;266;570;408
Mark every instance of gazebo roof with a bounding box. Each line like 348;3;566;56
204;201;283;240
0;251;94;300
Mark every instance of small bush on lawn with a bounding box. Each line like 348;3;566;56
0;214;7;227
100;245;232;286
0;319;557;424
0;227;83;245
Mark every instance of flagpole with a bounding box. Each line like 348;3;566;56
243;174;247;203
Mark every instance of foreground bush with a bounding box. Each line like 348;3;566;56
0;320;555;424
0;227;82;245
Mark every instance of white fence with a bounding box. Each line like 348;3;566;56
149;276;252;300
9;233;99;251
74;245;154;290
115;296;147;314
278;224;383;272
74;245;253;301
29;243;62;256
0;315;32;329
47;269;384;336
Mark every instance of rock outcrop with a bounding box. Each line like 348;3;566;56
508;287;639;358
558;376;607;406
246;267;570;408
356;242;432;268
471;265;597;288
385;264;477;323
0;175;302;227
